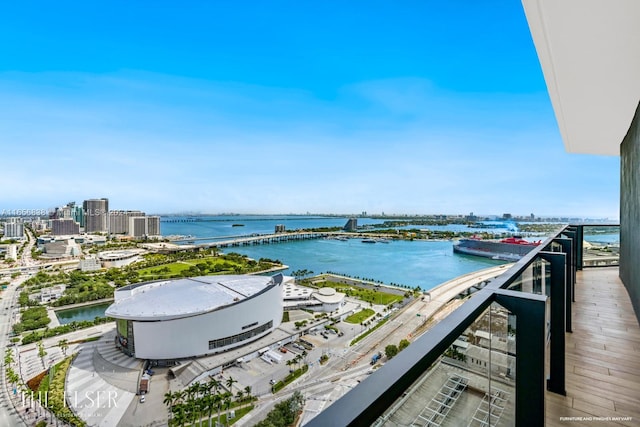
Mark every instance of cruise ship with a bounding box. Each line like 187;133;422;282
452;236;541;261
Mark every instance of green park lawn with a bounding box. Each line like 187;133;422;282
313;281;404;305
344;308;376;324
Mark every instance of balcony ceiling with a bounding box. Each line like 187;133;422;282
522;0;640;156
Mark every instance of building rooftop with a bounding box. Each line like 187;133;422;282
282;279;313;299
313;287;345;304
105;275;276;321
98;249;144;260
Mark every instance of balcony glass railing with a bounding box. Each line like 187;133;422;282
307;224;613;427
373;301;516;427
581;225;620;267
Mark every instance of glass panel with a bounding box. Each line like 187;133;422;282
505;258;550;296
582;225;620;267
116;318;128;337
375;302;515;426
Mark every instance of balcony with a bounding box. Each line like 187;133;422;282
307;225;639;426
546;266;640;425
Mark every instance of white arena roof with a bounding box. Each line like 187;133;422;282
106;275;276;321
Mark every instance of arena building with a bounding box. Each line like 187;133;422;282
105;274;284;360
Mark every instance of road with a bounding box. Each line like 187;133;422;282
236;264;512;426
0;228;66;427
0;275;28;427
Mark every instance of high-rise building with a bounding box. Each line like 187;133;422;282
127;216;161;238
53;202;84;226
83;198;109;233
343;218;357;232
51;218;81;236
109;210;145;234
128;216;147;238
147;216;161;236
71;203;85;227
3;218;24;239
6;244;17;261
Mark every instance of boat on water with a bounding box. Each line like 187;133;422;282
361;237;391;244
453;236;541;261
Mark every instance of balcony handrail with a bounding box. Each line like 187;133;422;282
307;224;632;427
306;224;620;426
307;228;572;427
484;228;563;291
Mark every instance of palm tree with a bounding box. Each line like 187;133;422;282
37;340;47;369
164;391;176;422
235;389;244;403
195;382;210;427
207;377;220;395
223;394;232;426
164;391;174;407
4;348;14;366
294;354;303;370
58;338;69;356
196;381;205;399
186;398;198;426
196;398;206;427
175;389;187;406
243;385;252;402
214;394;223;427
171;404;187;427
225;376;237;394
202;394;215;427
187;382;199;401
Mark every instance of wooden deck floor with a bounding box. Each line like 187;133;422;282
545;267;640;426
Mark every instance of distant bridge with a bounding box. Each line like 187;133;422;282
174;231;334;249
160;231;397;252
160;216;339;223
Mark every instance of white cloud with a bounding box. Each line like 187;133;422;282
0;70;619;217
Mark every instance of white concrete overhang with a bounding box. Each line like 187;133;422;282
522;0;640;155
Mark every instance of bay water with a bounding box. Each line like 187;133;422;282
161;215;507;289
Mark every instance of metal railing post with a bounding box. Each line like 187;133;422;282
495;290;547;426
554;237;574;333
539;251;567;395
574;225;584;271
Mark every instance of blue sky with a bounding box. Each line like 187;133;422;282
0;1;619;218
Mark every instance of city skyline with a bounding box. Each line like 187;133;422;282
0;2;620;219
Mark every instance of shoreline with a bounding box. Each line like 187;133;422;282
51;297;114;312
